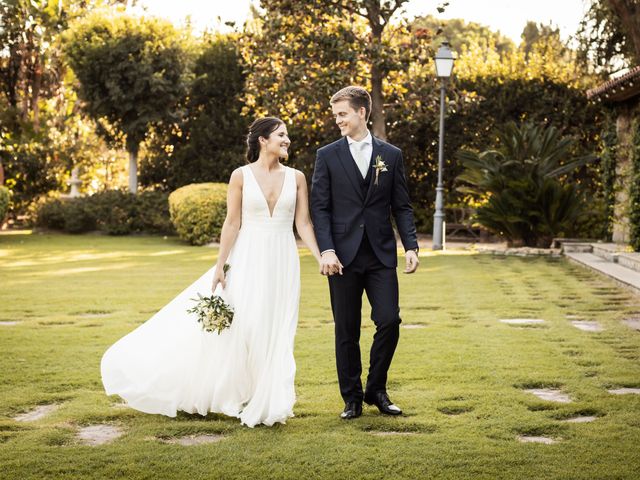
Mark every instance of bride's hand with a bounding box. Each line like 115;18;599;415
211;268;227;293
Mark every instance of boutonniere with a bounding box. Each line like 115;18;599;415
373;155;387;186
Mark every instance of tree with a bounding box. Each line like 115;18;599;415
577;0;640;71
63;9;188;193
141;34;247;190
247;0;441;141
241;2;364;176
0;0;129;215
411;15;515;56
520;21;563;58
324;0;416;139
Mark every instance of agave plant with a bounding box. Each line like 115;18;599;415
456;122;596;247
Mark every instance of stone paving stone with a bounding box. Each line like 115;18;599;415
517;435;558;444
622;318;640;331
524;389;572;403
607;388;640;395
159;434;225;445
369;431;417;437
13;404;59;422
499;319;546;325
562;416;597;423
76;425;124;446
571;321;604;332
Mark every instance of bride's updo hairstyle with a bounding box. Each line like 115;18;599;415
246;117;285;163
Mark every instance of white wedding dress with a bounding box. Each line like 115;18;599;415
101;165;300;428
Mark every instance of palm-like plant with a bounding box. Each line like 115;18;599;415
456;122;596;247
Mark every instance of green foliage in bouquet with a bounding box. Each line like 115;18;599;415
187;264;233;334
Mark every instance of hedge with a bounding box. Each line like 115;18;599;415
168;183;227;245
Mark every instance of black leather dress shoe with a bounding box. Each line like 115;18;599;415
340;401;362;419
364;392;402;415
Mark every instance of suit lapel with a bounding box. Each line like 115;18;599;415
336;137;364;201
364;136;384;205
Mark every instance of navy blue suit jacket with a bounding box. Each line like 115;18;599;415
311;136;418;268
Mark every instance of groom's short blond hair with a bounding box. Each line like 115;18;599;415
330;86;371;121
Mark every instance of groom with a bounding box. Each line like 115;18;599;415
311;86;419;419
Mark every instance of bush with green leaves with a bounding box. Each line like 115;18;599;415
0;186;11;223
34;190;173;235
34;197;67;230
168;183;227;245
456;122;596;247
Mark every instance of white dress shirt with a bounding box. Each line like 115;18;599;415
347;130;373;178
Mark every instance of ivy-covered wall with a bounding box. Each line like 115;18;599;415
629;116;640;251
600;113;618;240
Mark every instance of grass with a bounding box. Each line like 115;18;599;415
1;232;640;479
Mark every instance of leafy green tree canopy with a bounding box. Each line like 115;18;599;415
63;8;188;192
577;0;640;71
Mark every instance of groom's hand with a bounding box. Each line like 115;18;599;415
404;250;419;274
320;251;343;276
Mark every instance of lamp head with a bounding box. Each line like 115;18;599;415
435;41;455;78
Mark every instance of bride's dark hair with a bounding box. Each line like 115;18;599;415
246;117;285;163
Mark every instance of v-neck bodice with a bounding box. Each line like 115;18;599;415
241;165;296;230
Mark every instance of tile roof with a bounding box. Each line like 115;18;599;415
587;65;640;102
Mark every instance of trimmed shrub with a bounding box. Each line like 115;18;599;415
63;199;98;233
35;197;67;230
169;183;227;245
0;186;12;224
136;190;174;234
89;190;137;235
33;190;173;235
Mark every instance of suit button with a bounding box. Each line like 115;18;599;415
359;224;364;228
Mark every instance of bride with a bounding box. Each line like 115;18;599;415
101;117;322;427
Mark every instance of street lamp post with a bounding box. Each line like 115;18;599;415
432;41;454;250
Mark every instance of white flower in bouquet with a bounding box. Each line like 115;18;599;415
187;264;234;334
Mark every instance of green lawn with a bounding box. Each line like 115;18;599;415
1;232;640;480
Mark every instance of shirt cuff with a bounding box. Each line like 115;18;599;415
321;249;336;256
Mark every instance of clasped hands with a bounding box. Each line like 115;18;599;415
319;250;419;276
319;251;343;276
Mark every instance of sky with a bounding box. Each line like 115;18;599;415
136;0;588;45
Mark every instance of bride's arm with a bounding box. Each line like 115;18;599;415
293;170;322;264
212;168;243;291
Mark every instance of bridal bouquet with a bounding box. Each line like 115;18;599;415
187;264;234;334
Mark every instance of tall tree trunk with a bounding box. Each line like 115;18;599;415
370;61;386;139
7;44;20;110
368;15;387;140
20;30;33;123
31;53;41;131
608;0;640;64
128;146;138;194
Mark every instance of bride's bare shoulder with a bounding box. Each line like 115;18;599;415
229;167;245;187
292;168;306;183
